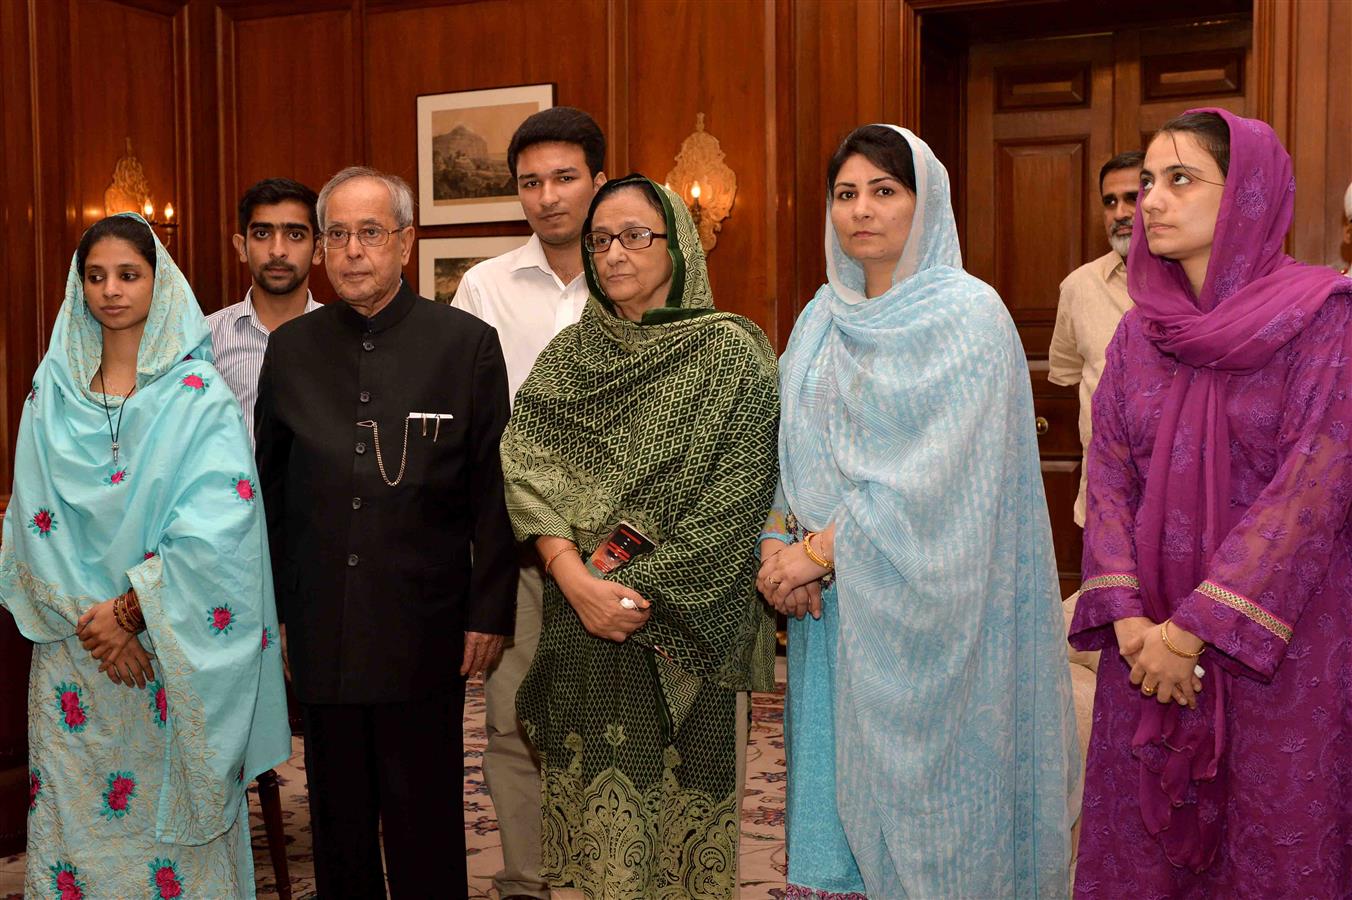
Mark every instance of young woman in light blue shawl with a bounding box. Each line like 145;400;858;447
0;214;290;898
758;125;1079;898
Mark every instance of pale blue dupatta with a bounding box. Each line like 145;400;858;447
0;214;289;846
778;128;1079;898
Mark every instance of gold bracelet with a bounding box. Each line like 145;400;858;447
543;544;578;577
1161;621;1204;659
802;532;834;570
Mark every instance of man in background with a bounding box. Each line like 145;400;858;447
208;178;322;445
452;106;607;900
1048;150;1143;526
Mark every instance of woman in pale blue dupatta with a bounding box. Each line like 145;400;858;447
758;125;1079;898
0;214;290;898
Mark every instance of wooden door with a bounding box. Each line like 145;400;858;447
963;19;1251;598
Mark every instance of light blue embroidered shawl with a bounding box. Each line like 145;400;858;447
0;214;289;846
778;127;1079;897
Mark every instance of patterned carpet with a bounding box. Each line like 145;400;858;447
1;666;789;899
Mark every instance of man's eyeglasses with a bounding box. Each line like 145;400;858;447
322;225;405;249
583;227;668;254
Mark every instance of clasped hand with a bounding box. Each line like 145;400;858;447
76;594;154;688
1115;616;1204;709
756;539;827;620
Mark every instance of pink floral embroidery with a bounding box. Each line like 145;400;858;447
180;373;209;393
27;381;37;404
1235;167;1268;220
100;771;136;819
144;550;157;560
148;680;168;728
261;626;275;650
149;859;183;899
28;767;40;812
49;861;85;900
29;507;56;537
232;476;255;502
209;604;235;635
104;467;129;487
55;682;88;732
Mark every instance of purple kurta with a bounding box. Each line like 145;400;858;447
1071;296;1352;897
1071;107;1352;897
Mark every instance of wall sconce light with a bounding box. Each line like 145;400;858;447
663;113;737;254
104;138;178;248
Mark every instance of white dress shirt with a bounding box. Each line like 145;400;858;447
207;288;322;446
451;233;589;405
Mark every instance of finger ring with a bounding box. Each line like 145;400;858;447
1194;664;1205;678
619;597;637;610
1142;685;1157;696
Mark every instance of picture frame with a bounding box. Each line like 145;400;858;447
416;83;556;225
418;236;531;304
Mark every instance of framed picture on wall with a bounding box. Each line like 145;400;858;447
418;236;531;304
416;83;555;225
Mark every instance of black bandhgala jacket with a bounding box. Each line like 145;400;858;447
255;279;517;704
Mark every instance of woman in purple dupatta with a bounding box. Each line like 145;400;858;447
1071;108;1352;897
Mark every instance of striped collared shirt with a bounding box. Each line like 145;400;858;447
207;288;322;446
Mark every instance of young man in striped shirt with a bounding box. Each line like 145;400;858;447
208;177;323;446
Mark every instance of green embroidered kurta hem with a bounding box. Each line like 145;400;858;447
502;176;779;899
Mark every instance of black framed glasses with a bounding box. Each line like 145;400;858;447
322;225;405;249
583;227;668;253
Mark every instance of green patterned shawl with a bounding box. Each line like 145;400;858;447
501;175;778;897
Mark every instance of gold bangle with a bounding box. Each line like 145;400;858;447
1161;621;1204;659
802;532;834;570
543;544;578;577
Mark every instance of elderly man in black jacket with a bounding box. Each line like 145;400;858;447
255;165;517;900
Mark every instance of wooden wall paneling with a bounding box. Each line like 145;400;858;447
626;0;772;331
0;0;41;497
1329;0;1352;274
1287;2;1334;269
30;2;77;352
607;0;631;180
69;1;183;295
790;0;890;325
218;1;362;308
1253;0;1351;268
0;0;37;860
364;0;609;298
176;0;228;310
767;0;795;350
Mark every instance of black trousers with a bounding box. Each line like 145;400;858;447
302;692;468;900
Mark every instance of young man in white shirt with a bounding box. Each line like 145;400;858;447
452;107;606;900
208;178;323;445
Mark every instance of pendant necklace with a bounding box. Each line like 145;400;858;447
97;367;135;465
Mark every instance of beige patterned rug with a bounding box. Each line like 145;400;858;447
1;668;789;898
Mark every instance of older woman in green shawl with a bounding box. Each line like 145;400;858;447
501;175;779;898
1;214;290;898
